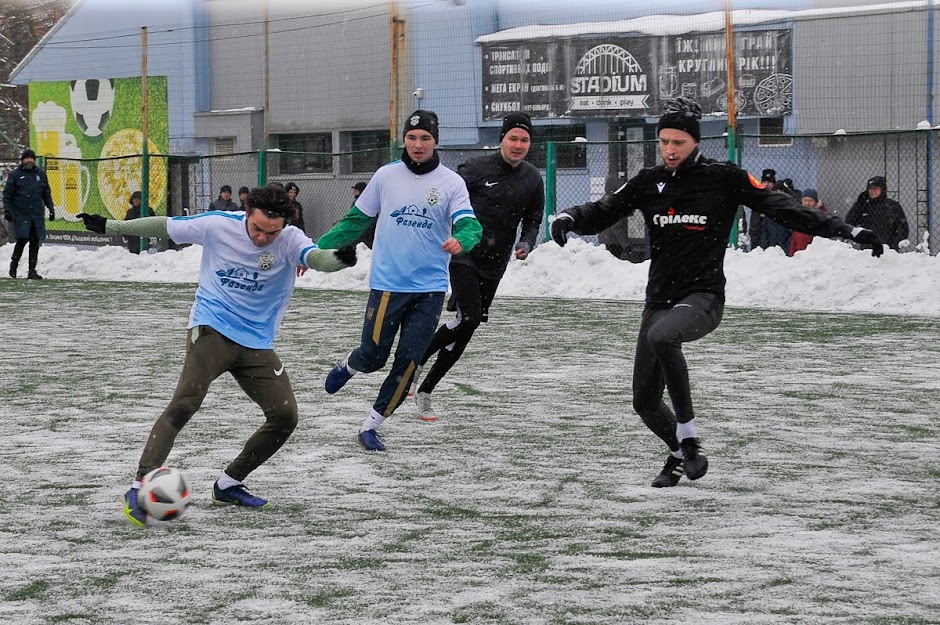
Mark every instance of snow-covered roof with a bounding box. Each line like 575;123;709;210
475;3;926;43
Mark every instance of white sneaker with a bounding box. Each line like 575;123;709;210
408;365;422;397
415;391;437;422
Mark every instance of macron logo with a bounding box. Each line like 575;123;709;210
657;182;666;193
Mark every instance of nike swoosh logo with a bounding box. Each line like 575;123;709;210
484;181;498;187
274;365;285;376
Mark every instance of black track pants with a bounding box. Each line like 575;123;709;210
632;293;724;452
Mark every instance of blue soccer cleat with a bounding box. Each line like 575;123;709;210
123;487;147;526
325;353;355;394
212;482;269;507
357;429;386;452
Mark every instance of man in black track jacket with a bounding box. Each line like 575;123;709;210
552;97;884;488
412;112;544;421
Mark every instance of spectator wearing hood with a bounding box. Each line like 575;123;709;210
845;176;909;251
789;188;827;255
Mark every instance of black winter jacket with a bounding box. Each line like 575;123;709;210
561;150;855;305
845;192;908;251
454;152;544;278
3;164;54;241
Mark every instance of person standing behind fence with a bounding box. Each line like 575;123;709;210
3;148;54;279
76;184;358;525
317;109;482;452
124;190;147;254
209;184;238;211
411;112;544;422
285;182;306;233
845;176;909;251
238;186;250;210
789;188;827;255
550;97;885;489
350;181;377;249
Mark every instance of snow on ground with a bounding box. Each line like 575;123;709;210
3;236;937;317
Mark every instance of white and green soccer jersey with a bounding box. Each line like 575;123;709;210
167;211;316;349
354;160;475;292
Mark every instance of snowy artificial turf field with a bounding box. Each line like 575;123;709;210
1;280;938;624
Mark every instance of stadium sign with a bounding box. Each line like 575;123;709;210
481;29;791;120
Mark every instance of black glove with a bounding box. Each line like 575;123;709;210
551;215;575;247
333;244;357;267
48;208;55;221
2;210;11;222
851;228;884;258
76;212;107;234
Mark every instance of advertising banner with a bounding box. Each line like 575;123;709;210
28;76;169;230
482;30;791;121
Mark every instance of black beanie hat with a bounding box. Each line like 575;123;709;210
21;148;36;160
761;169;776;183
500;112;532;141
656;97;702;142
403;109;439;143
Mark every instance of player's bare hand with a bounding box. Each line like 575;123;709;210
296;265;307;277
442;237;463;255
514;242;531;260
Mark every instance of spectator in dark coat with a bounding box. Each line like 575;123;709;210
209;185;238;211
238;186;250;210
845;176;910;251
285;182;305;233
748;169;793;253
350;181;376;248
3;148;54;279
124;191;147;254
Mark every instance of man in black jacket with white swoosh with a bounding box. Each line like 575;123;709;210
552;97;884;488
412;112;544;422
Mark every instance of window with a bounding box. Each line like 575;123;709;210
274;133;333;174
342;130;390;175
526;124;587;169
758;117;792;147
214;137;235;158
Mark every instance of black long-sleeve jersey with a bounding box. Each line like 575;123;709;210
454;152;544;279
561;150;855;305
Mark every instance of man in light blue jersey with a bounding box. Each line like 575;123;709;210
77;185;357;526
318;110;482;452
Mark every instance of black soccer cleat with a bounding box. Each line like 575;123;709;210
651;454;685;488
679;437;708;480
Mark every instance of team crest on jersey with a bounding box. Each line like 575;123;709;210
426;187;440;206
258;251;275;271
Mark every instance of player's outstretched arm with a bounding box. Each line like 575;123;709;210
77;213;169;238
304;244;357;272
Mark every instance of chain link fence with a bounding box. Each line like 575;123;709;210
23;131;937;257
549;132;936;260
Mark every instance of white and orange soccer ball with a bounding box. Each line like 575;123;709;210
138;467;192;522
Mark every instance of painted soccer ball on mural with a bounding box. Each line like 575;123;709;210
69;78;115;138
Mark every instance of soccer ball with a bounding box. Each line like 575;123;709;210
138;467;192;522
69;78;115;138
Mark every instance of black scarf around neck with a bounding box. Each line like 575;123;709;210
401;148;440;175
